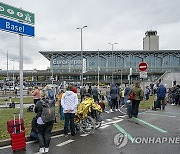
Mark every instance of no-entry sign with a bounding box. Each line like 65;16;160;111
138;62;148;72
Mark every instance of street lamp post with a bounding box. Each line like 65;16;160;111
120;50;123;86
98;49;100;89
77;25;87;86
11;60;15;89
109;43;118;84
51;54;54;86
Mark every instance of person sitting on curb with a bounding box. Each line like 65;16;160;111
30;115;39;142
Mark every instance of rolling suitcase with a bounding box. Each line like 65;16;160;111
154;100;161;109
7;114;26;152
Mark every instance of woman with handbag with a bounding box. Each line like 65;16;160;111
130;82;144;118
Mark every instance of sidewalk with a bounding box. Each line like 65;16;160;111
0;129;64;147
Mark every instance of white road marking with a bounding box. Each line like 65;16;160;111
100;125;110;129
0;140;36;150
113;117;120;120
118;115;126;118
27;141;36;144
105;111;110;113
80;134;89;137
51;134;64;139
0;145;11;150
56;139;74;147
118;109;127;115
101;119;123;126
106;119;113;121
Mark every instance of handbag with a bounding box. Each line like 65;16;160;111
128;91;135;100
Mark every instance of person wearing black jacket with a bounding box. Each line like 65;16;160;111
35;92;54;154
30;116;38;142
110;83;118;112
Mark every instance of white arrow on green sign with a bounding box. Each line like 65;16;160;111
0;2;35;25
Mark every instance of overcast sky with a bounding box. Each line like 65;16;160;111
0;0;180;70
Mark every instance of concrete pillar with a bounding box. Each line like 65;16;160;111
32;75;34;81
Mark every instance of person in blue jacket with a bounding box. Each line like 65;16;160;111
157;84;167;110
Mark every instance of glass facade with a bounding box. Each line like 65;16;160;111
41;50;180;74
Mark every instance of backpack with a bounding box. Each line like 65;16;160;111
48;90;54;100
41;99;55;123
176;88;180;96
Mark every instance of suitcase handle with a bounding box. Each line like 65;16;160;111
13;114;22;133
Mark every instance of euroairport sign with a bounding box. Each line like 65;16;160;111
0;2;35;25
0;17;34;37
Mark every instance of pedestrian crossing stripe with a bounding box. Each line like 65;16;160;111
56;140;74;147
100;125;110;129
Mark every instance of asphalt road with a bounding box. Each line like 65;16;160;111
0;104;180;154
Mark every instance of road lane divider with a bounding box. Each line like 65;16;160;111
132;117;167;133
113;123;135;143
56;139;74;147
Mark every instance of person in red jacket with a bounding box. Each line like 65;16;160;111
73;85;77;93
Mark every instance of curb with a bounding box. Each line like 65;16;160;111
0;129;64;147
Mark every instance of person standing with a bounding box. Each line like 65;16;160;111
106;86;111;107
32;86;41;105
46;85;54;101
124;84;131;105
131;82;144;118
145;86;150;100
88;85;93;96
110;83;118;112
80;86;86;102
157;84;167;110
35;92;55;153
57;90;64;120
92;86;99;103
61;85;79;137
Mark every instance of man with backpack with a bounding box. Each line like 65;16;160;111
35;91;55;153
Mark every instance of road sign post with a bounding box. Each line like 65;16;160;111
138;62;148;97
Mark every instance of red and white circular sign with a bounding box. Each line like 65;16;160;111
138;62;148;72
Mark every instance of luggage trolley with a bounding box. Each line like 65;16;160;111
7;114;26;152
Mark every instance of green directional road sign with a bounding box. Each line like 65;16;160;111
0;2;35;25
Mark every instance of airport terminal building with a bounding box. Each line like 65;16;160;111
39;31;180;84
0;31;179;85
39;48;180;84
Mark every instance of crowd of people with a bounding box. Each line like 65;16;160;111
28;80;180;153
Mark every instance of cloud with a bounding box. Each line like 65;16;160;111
0;0;180;70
